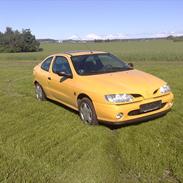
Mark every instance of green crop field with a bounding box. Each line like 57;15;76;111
0;40;183;182
0;40;183;62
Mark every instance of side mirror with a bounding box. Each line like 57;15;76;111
57;71;73;78
128;63;134;68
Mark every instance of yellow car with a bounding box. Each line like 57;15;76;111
33;51;174;125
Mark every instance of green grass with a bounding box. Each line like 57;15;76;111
0;40;183;62
0;40;183;182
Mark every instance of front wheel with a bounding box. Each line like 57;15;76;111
78;98;98;125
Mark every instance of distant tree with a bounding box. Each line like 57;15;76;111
21;29;40;52
167;35;183;42
0;32;3;51
94;39;103;43
0;27;40;53
104;39;110;42
167;35;174;40
173;36;183;42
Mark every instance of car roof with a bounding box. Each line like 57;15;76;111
51;50;108;57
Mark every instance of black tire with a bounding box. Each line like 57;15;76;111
35;83;46;101
78;97;98;125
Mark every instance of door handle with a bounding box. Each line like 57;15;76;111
48;77;51;80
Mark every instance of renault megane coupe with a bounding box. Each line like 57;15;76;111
33;51;174;125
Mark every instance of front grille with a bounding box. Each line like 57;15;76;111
131;94;142;98
128;103;166;116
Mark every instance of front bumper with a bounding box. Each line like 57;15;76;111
100;109;171;125
94;92;174;124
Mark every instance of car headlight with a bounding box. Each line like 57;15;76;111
105;94;133;103
160;84;171;94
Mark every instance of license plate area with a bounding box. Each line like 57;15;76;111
140;100;162;113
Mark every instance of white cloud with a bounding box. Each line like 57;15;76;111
68;35;80;40
171;32;183;37
68;33;133;40
153;33;169;38
84;33;128;40
85;33;102;40
153;31;183;38
104;33;128;40
67;31;183;41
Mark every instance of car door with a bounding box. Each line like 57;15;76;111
48;56;75;107
38;56;53;96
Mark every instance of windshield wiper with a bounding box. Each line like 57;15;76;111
103;67;133;72
81;67;133;75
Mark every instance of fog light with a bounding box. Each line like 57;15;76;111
116;113;123;119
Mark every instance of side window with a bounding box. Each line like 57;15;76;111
41;57;53;71
52;56;72;74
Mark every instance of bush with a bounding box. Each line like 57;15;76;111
0;27;41;53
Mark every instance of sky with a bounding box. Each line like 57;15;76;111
0;0;183;40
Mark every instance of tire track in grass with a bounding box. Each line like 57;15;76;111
1;76;32;97
114;120;183;182
56;127;136;183
55;129;113;182
0;93;79;137
0;119;88;182
1;116;85;157
48;128;101;173
0;146;57;182
0;126;106;182
32;124;87;159
0;76;33;97
42;126;129;182
0;102;83;157
104;129;141;182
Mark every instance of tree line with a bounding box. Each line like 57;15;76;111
167;35;183;42
0;27;41;53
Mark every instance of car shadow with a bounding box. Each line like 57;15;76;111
46;99;169;130
47;99;78;115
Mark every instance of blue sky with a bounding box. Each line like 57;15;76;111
0;0;183;40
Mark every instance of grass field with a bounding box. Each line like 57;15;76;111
0;40;183;182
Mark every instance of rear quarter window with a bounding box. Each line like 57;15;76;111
41;57;53;71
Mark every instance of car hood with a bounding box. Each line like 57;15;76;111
79;69;165;98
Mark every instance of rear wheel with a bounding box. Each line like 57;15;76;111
35;83;46;101
78;97;98;125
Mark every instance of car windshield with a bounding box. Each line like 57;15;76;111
71;53;132;75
